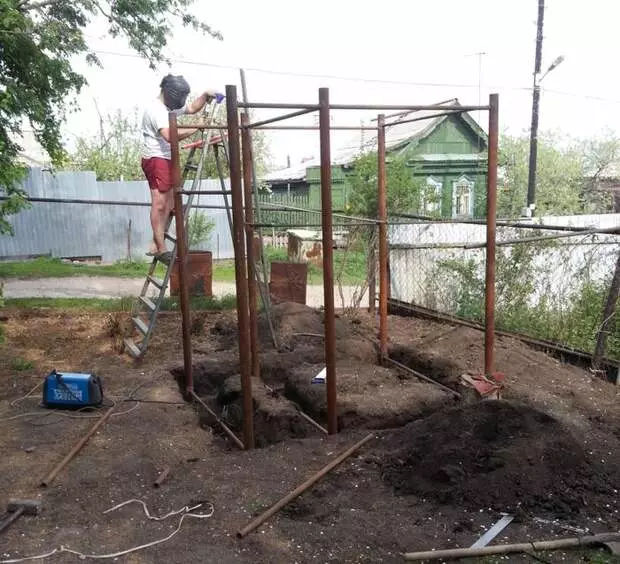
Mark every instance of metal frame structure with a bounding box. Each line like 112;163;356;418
167;86;497;448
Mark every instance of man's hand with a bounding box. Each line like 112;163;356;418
187;89;221;114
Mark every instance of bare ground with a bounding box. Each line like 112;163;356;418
0;305;618;563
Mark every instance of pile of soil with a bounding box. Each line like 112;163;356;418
198;374;319;447
381;401;617;516
211;302;377;363
286;361;454;430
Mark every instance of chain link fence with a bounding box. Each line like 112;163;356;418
389;220;620;361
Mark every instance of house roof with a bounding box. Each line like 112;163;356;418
264;100;487;182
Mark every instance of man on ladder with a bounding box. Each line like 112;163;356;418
140;73;220;263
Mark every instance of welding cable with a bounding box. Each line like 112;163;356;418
0;500;214;563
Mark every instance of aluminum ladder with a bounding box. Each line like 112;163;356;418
124;102;225;358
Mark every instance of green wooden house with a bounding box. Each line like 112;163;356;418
264;100;488;219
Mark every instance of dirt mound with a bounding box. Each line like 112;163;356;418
213;302;377;363
381;401;616;516
286;361;454;430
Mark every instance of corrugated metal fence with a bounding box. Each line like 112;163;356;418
0;168;234;262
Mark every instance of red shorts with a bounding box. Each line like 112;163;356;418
142;157;173;193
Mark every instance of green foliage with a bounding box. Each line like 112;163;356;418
433;238;620;360
0;0;221;229
187;212;215;248
66;110;143;180
0;257;165;278
11;357;34;371
348;152;421;217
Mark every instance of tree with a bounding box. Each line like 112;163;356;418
66;109;143;181
67;103;270;182
0;0;222;232
348;152;421;217
499;131;620;218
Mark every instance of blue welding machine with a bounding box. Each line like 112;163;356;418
42;370;104;408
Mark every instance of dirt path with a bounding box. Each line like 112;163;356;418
3;277;359;308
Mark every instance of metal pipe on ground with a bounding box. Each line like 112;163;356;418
236;432;375;538
153;467;171;488
170;113;193;395
377;114;388;361
226;84;255;450
484;93;499;376
190;391;244;449
241;113;260;381
385;357;461;399
402;532;620;561
40;407;115;487
319;87;338;435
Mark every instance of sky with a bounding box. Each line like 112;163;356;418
62;0;620;172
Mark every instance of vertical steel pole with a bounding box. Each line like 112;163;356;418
241;113;260;381
169;112;193;394
485;94;499;376
226;85;254;449
319;87;338;435
377;114;388;362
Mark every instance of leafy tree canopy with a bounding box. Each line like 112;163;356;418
0;0;221;232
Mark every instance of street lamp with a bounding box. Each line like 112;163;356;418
525;55;565;217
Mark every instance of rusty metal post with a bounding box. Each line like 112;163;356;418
241;113;260;381
485;94;499;376
377;114;388;362
170;113;193;394
226;85;255;449
319;87;338;435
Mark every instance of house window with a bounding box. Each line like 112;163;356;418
452;176;474;217
423;177;442;214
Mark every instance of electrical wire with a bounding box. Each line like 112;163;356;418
0;500;214;563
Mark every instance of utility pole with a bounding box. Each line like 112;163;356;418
526;0;545;217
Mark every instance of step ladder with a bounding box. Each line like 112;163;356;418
124;102;225;358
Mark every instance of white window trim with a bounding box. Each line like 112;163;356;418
452;175;475;218
424;176;443;213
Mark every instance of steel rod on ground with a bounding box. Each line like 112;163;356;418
170;113;193;395
40;407;115;487
377;114;388;361
319;87;338;435
226;84;255;450
153;467;171;488
403;532;620;561
241;113;260;381
190;391;244;449
245;107;318;129
240;69;279;351
484;93;499;376
385;357;461;398
236;433;375;538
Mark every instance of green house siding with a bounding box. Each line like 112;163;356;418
269;113;489;220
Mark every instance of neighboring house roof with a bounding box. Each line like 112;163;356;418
265;99;487;182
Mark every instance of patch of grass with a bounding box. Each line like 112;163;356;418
0;257;166;279
4;294;237;312
11;357;34;371
213;247;367;286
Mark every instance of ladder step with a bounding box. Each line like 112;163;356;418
164;233;176;243
184;163;199;172
133;316;149;335
140;296;157;312
147;275;165;289
124;338;142;359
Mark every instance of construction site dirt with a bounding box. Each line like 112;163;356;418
0;304;618;563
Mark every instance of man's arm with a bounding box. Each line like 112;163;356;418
186;90;217;114
158;128;198;142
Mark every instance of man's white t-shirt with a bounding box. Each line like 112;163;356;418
141;99;187;160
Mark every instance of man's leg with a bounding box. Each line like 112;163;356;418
150;189;168;254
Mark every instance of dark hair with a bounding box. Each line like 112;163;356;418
160;74;191;111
